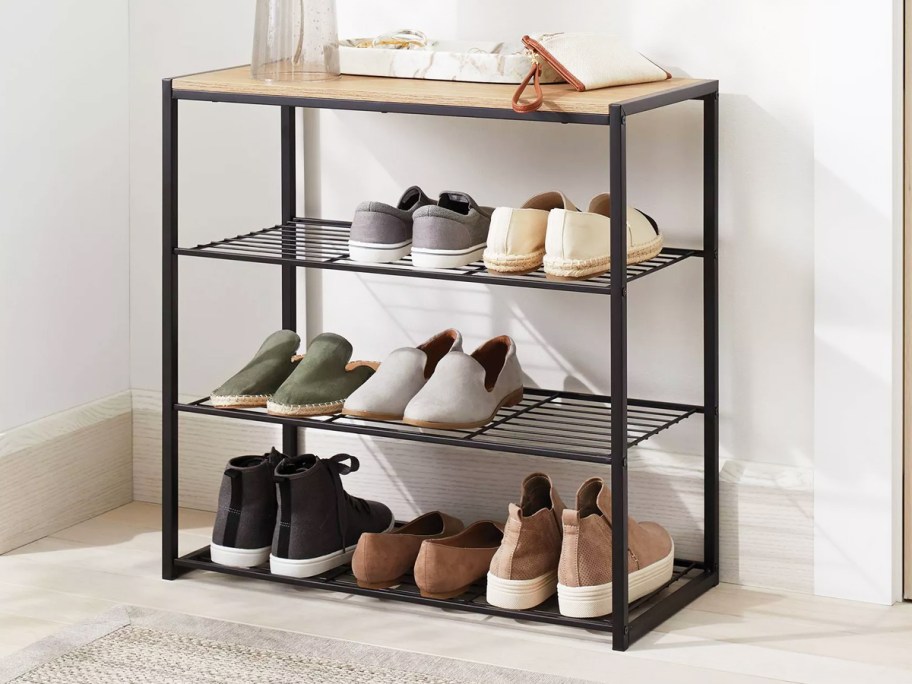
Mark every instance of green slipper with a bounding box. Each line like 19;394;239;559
211;330;301;408
266;333;378;417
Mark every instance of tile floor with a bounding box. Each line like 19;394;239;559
1;502;912;683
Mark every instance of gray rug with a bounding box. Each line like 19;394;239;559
0;606;587;683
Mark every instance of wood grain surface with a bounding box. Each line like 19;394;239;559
171;66;711;116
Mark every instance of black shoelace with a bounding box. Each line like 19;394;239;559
324;454;370;548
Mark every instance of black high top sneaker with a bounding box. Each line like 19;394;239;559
270;453;394;578
210;448;284;568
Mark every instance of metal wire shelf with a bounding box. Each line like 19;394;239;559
178;388;701;465
175;219;702;295
175;545;710;634
163;73;721;651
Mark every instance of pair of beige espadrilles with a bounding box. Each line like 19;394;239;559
482;191;663;280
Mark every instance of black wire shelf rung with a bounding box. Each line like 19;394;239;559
176;388;701;465
174;544;710;635
175;219;702;295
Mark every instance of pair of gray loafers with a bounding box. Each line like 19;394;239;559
211;330;377;416
343;329;525;429
348;186;494;269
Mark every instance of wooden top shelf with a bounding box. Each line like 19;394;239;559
170;66;717;122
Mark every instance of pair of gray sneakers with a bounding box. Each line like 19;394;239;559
348;186;494;269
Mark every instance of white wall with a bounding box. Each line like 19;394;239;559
812;0;904;604
0;1;130;431
129;0;281;398
127;2;903;602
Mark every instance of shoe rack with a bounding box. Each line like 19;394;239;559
162;67;720;651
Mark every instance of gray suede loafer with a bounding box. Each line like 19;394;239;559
403;335;524;429
411;192;494;269
348;186;434;263
211;330;301;408
342;328;463;421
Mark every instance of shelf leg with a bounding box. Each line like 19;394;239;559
703;91;720;579
281;105;299;457
162;79;180;580
609;104;630;651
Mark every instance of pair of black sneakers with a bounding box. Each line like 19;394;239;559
210;448;394;577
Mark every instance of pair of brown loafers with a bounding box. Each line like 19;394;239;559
351;511;503;599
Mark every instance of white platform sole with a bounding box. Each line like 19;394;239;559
557;544;674;618
270;518;395;578
209;542;270;568
411;243;486;269
348;239;411;264
486;570;557;610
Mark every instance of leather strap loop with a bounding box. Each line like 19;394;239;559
512;63;544;114
328;453;359;475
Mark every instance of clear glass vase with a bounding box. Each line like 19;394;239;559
251;0;340;82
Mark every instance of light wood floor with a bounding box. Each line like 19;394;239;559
2;503;912;683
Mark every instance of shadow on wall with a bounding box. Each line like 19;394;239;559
302;90;814;467
285;88;818;592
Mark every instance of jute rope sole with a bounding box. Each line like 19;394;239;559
210;394;269;408
266;399;345;417
543;235;664;280
483;249;545;274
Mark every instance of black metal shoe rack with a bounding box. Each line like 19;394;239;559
162;71;720;651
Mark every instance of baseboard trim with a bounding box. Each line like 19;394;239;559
0;391;132;459
0;392;133;554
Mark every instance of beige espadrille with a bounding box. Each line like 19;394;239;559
484;192;578;274
543;194;663;280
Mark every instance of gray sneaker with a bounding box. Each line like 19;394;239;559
411;192;494;269
270;453;394;578
210;448;284;568
348;186;434;263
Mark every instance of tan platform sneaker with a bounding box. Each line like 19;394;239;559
486;473;565;610
557;477;674;618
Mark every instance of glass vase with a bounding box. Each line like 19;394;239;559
251;0;340;82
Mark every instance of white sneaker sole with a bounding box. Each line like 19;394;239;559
270;517;395;578
557;544;674;618
210;542;270;568
348;239;411;264
411;243;486;269
486;570;557;610
270;545;359;578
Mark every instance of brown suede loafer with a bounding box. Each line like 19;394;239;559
352;511;464;589
413;521;504;599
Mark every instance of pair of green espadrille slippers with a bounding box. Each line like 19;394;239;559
211;331;378;417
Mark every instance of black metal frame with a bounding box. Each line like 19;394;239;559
161;74;720;651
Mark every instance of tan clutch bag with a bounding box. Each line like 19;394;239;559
513;33;671;113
